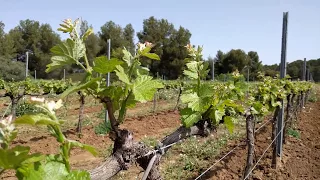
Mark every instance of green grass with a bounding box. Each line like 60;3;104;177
100;144;114;158
287;128;300;139
141;136;158;148
161;131;244;179
308;90;318;102
94;121;111;135
157;88;180;101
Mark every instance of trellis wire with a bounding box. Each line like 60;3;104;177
243;125;285;180
194;142;244;180
2;102;12;119
138;117;273;179
255;118;273;132
194;118;273;180
143;140;180;157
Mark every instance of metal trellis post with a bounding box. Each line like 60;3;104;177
277;11;289;158
302;58;306;81
212;59;214;81
302;58;307;107
25;52;29;78
105;39;111;127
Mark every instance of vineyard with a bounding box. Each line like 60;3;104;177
0;18;318;180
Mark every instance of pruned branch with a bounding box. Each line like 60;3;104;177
89;117;216;180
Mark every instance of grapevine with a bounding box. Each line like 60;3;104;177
0;17;314;180
0;78;72;119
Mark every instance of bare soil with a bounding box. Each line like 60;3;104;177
199;100;320;180
1;99;320;180
1;110;181;179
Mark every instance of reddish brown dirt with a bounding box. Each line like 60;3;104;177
56;99;172;117
2;99;319;180
20;110;180;155
198;100;320;180
1;110;181;179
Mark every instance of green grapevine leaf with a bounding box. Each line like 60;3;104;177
60;77;101;99
98;86;124;111
45;154;64;163
46;39;85;73
270;96;281;107
251;102;263;115
223;116;234;133
199;62;210;79
132;75;164;102
66;170;90;180
20;154;45;165
0;146;43;169
81;28;93;41
183;70;198;79
142;53;160;60
20;161;69;180
209;107;225;125
68;140;98;156
136;66;150;76
40;161;69;179
118;93;138;123
186;61;198;72
14;114;58;126
93;57;123;74
140;46;152;55
183;61;199;79
115;65;131;84
223;99;245;114
180;92;201;111
7;131;18;144
122;49;133;66
180;108;201;128
124;93;138;108
228;83;235;90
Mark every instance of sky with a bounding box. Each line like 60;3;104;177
0;0;319;65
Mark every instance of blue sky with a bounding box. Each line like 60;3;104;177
1;0;319;65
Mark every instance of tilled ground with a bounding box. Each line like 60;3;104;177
1;110;181;179
199;99;320;180
1;99;319;180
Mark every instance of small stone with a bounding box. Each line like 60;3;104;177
297;154;303;158
252;171;263;180
266;173;272;177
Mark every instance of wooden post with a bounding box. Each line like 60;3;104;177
77;91;85;136
153;91;157;113
283;94;291;144
174;87;182;111
272;107;280;168
243;113;255;179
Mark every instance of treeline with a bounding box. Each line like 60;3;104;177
206;50;263;81
0;17;319;82
207;50;320;82
263;59;320;82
